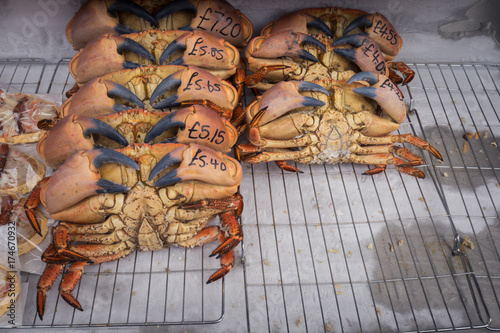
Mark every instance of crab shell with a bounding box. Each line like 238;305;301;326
69;29;241;84
61;65;239;118
66;0;253;50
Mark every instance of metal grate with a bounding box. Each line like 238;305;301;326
1;59;499;331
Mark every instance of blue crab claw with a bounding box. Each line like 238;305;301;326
42;148;139;215
38;115;129;169
150;72;181;109
108;0;157;26
154;0;196;23
246;80;329;126
148;143;242;188
117;37;156;67
348;71;406;124
304;14;334;38
144;105;237;152
333;33;388;76
107;81;145;111
343;13;402;58
266;12;333;38
250;31;326;63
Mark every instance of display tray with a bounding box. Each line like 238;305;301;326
1;59;499;332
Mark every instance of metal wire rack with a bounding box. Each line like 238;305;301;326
1;59;499;332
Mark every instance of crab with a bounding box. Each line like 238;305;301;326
37;106;238;169
66;0;253;50
236;76;442;177
69;29;241;85
26;143;243;319
0;89;59;144
244;7;414;90
61;65;240;121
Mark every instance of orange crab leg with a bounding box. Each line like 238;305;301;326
59;261;87;312
207;247;234;284
37;263;64;320
24;177;51;236
244;65;289;87
388;62;415;85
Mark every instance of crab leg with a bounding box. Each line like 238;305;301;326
37;262;64;320
177;225;236;283
149;68;235;111
159;31;239;76
149;143;242;187
24;177;51;236
348;71;406;124
332;34;388;76
358;133;443;160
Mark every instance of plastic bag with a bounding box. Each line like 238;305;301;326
0;89;60;144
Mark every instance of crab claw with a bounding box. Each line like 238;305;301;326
70;34;155;84
37;114;128;169
155;0;253;48
333;33;388;76
159;31;239;78
66;0;156;50
145;105;237;152
107;0;157;26
62;78;144;117
263;12;333;38
41;148;139;215
150;67;237;111
246;80;329;126
343;13;402;59
250;30;326;63
148;143;242;188
348;71;406;124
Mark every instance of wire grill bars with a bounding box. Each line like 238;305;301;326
1;59;499;331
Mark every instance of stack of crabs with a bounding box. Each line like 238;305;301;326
26;0;254;320
238;8;442;177
22;1;443;321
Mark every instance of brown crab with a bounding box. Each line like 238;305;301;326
236;76;442;177
66;0;253;50
244;7;413;90
27;143;243;319
37;106;238;169
69;29;241;85
61;65;239;121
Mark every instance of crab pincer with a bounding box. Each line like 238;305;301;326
40;148;138;217
333;33;388;76
246;80;329;128
159;31;240;75
37;114;128;169
70;34;156;84
349;71;406;125
148;143;242;188
263;12;333;37
149;67;237;112
145;105;237;152
62;78;145;117
343;12;402;60
154;0;253;48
